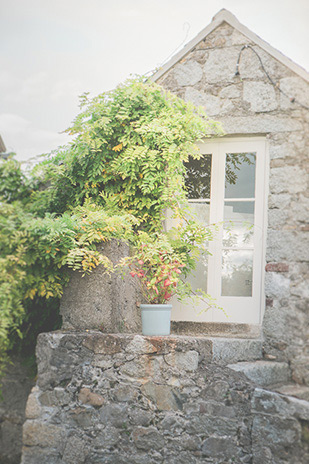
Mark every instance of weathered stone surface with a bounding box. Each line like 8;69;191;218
141;382;184;411
0;356;35;464
279;76;309;110
25;387;42;419
201;436;238;458
60;240;141;333
23;421;65;448
211;337;262;364
173;61;203;86
265;262;289;273
243;81;278;112
228;360;291;386
21;332;309;463
82;333;124;355
184;87;233;116
164;350;199;372
132;426;165;450
204;47;240;83
221;114;302;133
265;272;290;299
78;387;105;407
62;435;90;464
270;166;308;194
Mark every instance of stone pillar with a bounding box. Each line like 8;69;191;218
60;240;142;333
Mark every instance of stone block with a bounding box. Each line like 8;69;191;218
78;387;105;407
265;263;289;272
201;436;238;458
62;435;90;464
265;272;290;299
185;87;233;116
132;426;165;450
164;350;199;372
25;388;42;419
211;338;263;364
204;47;240;83
280;77;309;110
252;388;309;420
219;84;242;99
269;166;307;195
267;208;290;229
268;193;291;209
266;230;309;262
243;81;278;112
99;404;128;428
23;421;65;448
82;333;124;355
173;60;203;86
93;427;120;448
141;382;184;411
21;447;61;464
252;414;301;447
220;114;302;134
228;360;290;386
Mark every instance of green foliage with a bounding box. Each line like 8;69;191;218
0;77;222;382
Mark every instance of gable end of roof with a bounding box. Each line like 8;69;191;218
152;9;309;84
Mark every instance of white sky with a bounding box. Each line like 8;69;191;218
1;0;308;161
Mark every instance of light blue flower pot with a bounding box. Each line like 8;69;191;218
141;304;172;336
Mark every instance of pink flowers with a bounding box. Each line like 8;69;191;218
127;242;185;304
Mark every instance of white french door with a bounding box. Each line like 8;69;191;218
171;137;267;324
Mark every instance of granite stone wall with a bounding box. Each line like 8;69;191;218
156;21;309;384
0;357;34;464
21;332;309;464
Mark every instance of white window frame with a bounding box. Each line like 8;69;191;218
171;137;268;325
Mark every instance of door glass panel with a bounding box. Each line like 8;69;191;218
221;249;253;297
185;154;212;199
225;153;256;198
188;201;210;225
187;249;208;293
223;201;255;247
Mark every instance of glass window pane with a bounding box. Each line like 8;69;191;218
223;201;255;247
185;154;212;199
225;153;256;198
187;250;208;293
188;201;210;226
221;250;253;297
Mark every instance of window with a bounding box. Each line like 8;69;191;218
171;137;268;325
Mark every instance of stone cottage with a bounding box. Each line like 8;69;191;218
152;8;309;384
18;9;309;464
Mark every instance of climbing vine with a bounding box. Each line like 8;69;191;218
0;77;222;381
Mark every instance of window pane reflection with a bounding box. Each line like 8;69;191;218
185;154;212;199
188;201;210;226
223;202;255;247
225;153;256;198
187;250;208;293
221;250;253;297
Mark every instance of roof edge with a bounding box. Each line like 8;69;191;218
152;9;309;84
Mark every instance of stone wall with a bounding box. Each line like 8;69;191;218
0;357;35;464
156;21;309;384
21;331;309;463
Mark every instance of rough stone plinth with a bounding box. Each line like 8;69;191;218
21;331;309;463
60;240;142;333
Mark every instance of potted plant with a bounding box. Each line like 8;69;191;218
121;208;219;336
